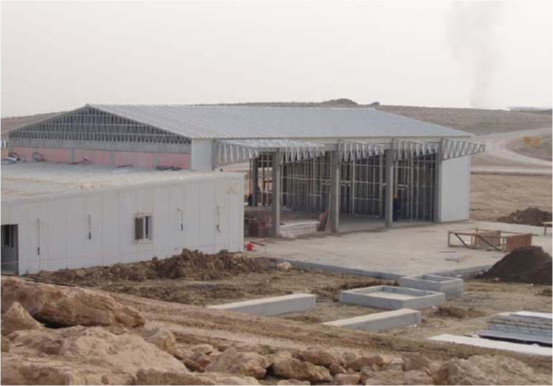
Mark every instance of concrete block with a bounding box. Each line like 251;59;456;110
398;274;464;298
207;294;316;316
339;286;445;310
429;334;552;357
323;309;421;332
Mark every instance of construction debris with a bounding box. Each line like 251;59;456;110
478;311;552;346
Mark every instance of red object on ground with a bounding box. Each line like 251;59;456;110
245;242;255;251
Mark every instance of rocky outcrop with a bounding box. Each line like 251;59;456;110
436;355;551;385
1;277;144;328
206;347;270;379
1;302;43;336
272;358;332;383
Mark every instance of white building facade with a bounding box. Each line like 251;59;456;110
1;163;244;275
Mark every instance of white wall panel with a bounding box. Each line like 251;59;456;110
439;156;471;222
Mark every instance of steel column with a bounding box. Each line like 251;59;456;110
385;149;394;227
272;150;281;237
330;150;341;233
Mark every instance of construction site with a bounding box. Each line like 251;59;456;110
1;102;552;385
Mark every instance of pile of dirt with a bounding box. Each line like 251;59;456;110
482;246;552;285
32;249;270;286
497;207;552;226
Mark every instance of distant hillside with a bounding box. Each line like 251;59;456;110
1;112;62;137
376;105;552;135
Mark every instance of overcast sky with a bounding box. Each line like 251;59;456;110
1;1;551;117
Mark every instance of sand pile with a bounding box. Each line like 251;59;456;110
482;246;552;285
33;249;269;285
497;207;552;226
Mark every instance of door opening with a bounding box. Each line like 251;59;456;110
1;225;19;275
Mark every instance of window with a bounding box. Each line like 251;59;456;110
134;215;152;242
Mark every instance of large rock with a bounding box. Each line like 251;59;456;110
1;302;43;336
348;355;389;371
143;327;177;355
206;347;270;379
401;353;432;372
335;373;361;385
364;370;432;385
1;336;10;352
5;326;185;383
2;353;111;385
277;380;310;385
136;369;260;385
1;277;144;328
273;358;332;383
297;347;345;367
436;355;551;385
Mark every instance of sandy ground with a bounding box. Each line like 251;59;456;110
471;174;552;221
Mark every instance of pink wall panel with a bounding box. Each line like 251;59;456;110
74;149;111;165
11;147;191;170
157;153;191;169
37;148;72;163
114;152;155;168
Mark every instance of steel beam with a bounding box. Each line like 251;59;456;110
272;150;281;237
385;149;394;227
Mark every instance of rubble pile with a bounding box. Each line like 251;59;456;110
482;246;552;285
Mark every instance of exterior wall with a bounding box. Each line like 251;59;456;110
438;156;471;222
11;146;191;170
191;139;214;171
1;175;244;275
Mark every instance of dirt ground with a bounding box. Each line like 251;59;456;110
36;262;552;347
471;174;552;221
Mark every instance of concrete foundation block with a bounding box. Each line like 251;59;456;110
398;274;464;298
339;286;445;310
323;309;421;332
207;294;316;316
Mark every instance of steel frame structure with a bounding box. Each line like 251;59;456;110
8;107;190;145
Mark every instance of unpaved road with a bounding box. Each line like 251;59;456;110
472;127;552;176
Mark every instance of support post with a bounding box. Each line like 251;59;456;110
433;139;443;223
251;158;258;207
330;150;341;233
272;150;281;237
385;148;394;227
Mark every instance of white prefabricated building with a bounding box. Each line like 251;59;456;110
1;162;244;275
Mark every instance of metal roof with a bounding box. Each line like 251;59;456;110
89;104;471;140
2;162;237;202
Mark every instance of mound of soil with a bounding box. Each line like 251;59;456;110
32;249;270;286
482;246;552;285
497;207;552;226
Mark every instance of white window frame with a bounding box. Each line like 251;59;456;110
134;214;153;243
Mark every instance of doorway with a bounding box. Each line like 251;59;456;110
1;224;19;274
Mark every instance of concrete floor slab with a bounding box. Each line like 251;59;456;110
207;294;316;316
399;274;464;298
250;221;552;278
340;286;445;310
324;309;421;332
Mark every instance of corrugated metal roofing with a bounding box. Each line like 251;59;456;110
90;104;470;140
